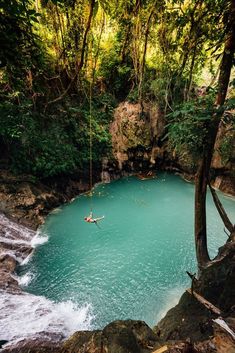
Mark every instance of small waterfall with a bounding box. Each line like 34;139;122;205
0;291;93;348
0;213;93;349
12;271;35;287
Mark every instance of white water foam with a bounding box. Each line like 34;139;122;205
0;232;48;248
0;213;73;349
0;236;31;246
0;291;94;347
0;214;35;240
0;213;49;268
31;231;48;247
13;272;35;287
21;252;34;265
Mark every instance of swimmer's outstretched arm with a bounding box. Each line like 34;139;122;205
94;216;105;222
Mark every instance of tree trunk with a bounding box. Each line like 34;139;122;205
77;0;95;73
194;0;235;269
209;184;234;234
195;117;220;268
47;0;95;105
186;40;197;101
138;4;155;112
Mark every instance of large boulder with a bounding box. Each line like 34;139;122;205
62;320;161;353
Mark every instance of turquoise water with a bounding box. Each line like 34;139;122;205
19;173;235;328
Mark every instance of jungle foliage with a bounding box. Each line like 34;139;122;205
0;0;234;178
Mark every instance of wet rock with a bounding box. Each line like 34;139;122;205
0;214;35;295
0;170;94;229
1;334;63;353
0;254;17;272
194;241;235;312
154;291;213;342
0;341;8;349
0;270;21;293
62;320;161;353
0;242;33;261
154;241;235;349
212;176;235;197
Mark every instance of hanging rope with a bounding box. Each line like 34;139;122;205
85;75;105;225
89;51;93;213
84;13;106;226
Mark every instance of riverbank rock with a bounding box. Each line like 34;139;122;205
0;254;17;272
154;291;214;342
0;268;21;294
1;334;63;353
1;320;162;353
0;170;93;229
154;241;235;352
62;320;162;353
212;175;235;197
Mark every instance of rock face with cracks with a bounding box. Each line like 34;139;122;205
110;101;165;171
109;101;235;196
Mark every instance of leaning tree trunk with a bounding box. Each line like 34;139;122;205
195;0;235;269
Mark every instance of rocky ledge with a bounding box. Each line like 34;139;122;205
3;317;235;353
0;170;93;229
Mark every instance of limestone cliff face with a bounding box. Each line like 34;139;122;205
110;101;165;171
109;101;235;195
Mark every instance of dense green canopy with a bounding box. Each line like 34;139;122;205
0;0;234;177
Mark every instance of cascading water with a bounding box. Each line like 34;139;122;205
0;292;93;346
0;214;93;349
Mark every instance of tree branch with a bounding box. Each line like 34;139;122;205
47;0;95;106
209;183;234;233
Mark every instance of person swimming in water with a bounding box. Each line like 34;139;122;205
84;212;104;225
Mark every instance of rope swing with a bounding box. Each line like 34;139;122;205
84;46;104;226
89;76;93;212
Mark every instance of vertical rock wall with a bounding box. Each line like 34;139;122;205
110;101;165;172
108;101;235;195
